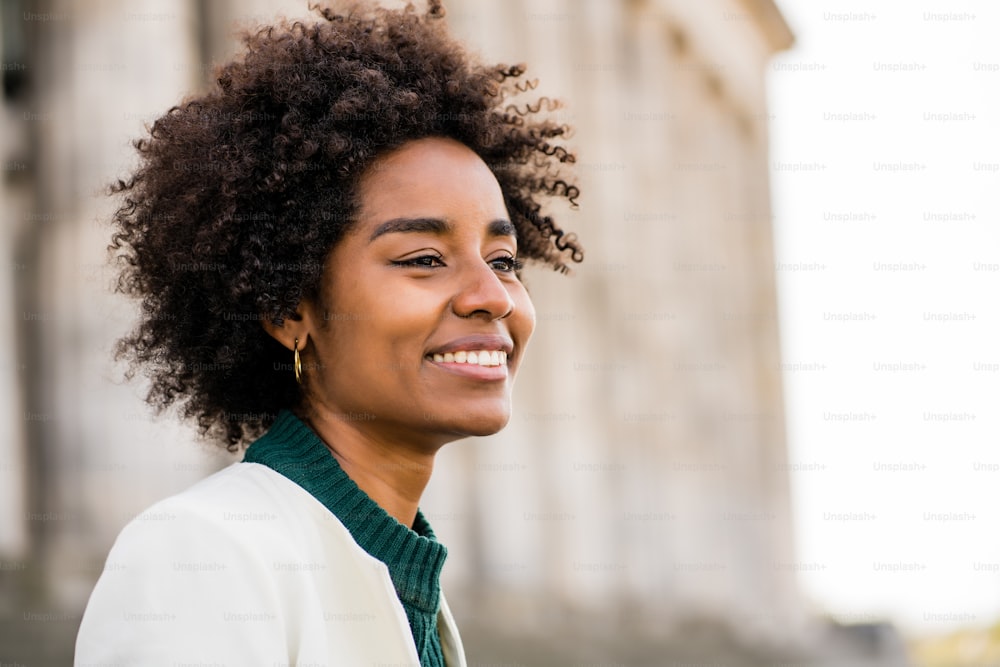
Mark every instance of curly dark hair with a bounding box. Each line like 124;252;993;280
111;0;583;450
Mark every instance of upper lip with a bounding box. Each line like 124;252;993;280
426;334;514;357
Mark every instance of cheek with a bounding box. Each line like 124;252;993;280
352;285;443;367
513;285;536;341
316;279;391;367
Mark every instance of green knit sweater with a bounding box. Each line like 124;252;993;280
243;409;447;667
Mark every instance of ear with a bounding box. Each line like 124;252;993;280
261;304;314;353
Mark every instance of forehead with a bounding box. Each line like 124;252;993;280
353;137;507;223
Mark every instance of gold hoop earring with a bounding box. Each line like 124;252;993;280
293;337;303;384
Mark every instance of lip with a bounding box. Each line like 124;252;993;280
425;357;509;381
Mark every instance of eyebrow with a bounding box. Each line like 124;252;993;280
368;217;516;242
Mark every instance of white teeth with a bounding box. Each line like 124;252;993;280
429;349;509;367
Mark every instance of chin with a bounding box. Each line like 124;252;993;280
461;418;509;437
436;405;511;438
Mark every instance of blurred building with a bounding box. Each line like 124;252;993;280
0;1;882;665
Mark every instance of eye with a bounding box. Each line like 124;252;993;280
391;254;446;268
490;255;524;273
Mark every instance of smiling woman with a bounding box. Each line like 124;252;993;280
74;1;581;665
260;137;536;526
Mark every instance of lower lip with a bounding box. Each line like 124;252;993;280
425;357;509;381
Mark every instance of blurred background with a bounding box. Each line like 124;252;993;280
0;0;996;665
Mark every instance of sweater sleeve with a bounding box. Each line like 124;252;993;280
74;502;291;666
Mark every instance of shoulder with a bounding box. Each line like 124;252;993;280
133;460;309;521
94;460;391;598
76;463;394;665
76;464;300;663
88;462;330;600
115;462;351;551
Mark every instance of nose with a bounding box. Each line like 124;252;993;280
451;259;515;320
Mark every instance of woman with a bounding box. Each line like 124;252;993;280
74;1;582;665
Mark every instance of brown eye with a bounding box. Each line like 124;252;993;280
490;256;523;272
392;255;446;268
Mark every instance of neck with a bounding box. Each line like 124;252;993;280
297;403;437;528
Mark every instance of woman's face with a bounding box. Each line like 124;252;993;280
299;136;535;450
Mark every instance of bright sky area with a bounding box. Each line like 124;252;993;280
767;0;1000;637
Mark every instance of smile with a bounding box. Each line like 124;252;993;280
428;350;507;367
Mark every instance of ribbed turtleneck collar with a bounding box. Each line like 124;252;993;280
242;409;447;614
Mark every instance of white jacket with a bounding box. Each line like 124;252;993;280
75;462;467;666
